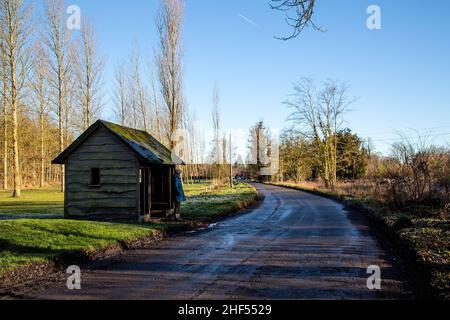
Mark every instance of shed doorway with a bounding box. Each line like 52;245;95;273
140;166;175;217
151;166;174;211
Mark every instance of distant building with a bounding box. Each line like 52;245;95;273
53;120;184;222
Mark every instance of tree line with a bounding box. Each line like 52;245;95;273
247;79;449;214
0;0;205;197
0;0;356;197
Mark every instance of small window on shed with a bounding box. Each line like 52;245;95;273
90;168;101;186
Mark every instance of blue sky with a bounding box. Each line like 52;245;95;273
39;0;450;155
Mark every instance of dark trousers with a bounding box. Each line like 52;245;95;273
174;202;181;218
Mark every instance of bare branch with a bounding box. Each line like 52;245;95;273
271;0;323;40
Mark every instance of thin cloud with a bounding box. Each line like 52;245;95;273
237;13;259;28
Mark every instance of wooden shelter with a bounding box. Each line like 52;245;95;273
53;120;184;222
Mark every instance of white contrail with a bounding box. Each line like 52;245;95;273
237;13;259;27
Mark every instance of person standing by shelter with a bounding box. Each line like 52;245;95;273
173;170;186;221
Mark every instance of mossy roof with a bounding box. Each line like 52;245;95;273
53;120;184;165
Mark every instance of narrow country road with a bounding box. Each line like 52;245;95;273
31;183;410;300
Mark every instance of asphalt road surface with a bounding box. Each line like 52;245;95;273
32;183;410;300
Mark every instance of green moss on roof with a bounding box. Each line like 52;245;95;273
53;120;184;165
101;121;182;165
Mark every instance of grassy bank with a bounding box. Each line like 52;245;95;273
0;182;257;282
269;181;450;300
182;183;258;221
0;219;161;276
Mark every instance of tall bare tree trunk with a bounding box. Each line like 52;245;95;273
31;43;49;189
78;20;103;130
120;78;126;125
58;61;64;192
40;110;44;188
129;82;137;128
128;51;148;132
135;60;147;131
113;63;126;126
10;41;21;198
156;0;185;150
39;73;46;188
211;84;223;185
151;76;162;140
138;85;147;132
2;99;6;191
45;0;73;193
1;0;32;198
1;44;7;190
64;77;70;148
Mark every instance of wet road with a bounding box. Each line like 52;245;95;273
34;183;409;300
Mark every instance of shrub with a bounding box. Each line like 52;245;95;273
393;214;414;231
380;136;450;214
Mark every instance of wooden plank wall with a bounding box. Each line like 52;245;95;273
65;126;140;220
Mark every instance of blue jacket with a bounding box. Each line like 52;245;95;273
174;176;186;203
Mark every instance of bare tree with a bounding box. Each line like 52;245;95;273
248;121;271;179
131;51;148;131
64;45;76;143
144;59;162;138
44;0;73;193
76;19;104;130
150;72;162;140
271;0;321;40
31;43;50;188
156;0;185;150
389;132;438;206
113;62;127;126
211;83;224;184
212;83;221;165
128;68;138;128
1;43;7;190
285;79;354;188
0;0;33;197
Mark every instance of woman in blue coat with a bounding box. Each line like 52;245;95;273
173;169;186;221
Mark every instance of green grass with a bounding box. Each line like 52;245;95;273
0;182;257;278
182;183;258;221
0;187;64;219
0;219;160;276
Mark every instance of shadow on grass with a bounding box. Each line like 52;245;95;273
0;202;64;218
23;224;124;242
0;238;65;257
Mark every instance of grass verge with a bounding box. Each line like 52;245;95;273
182;183;258;222
0;219;162;276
